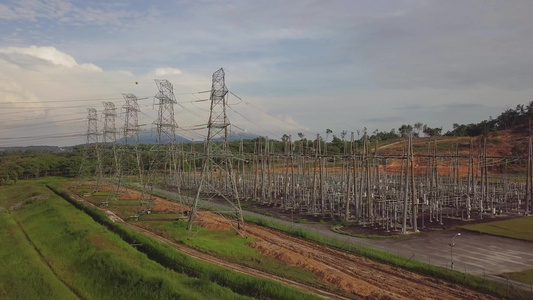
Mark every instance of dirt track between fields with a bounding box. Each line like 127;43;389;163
67;184;495;299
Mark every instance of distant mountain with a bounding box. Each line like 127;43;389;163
116;130;191;145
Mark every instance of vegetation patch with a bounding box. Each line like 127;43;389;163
1;180;253;300
148;220;317;284
460;217;533;241
0;211;78;299
48;181;322;300
502;269;533;285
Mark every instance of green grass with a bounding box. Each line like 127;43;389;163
0;212;78;300
460;217;533;241
503;269;533;285
48;181;322;300
143;219;318;285
1;180;252;300
78;182;318;286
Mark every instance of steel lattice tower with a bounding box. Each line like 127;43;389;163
86;108;99;145
101;101;120;201
154;79;177;144
102;102;117;144
78;108;103;189
187;68;242;231
141;80;180;214
122;93;141;145
121;93;144;196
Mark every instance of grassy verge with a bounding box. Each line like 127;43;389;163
146;219;318;284
0;212;78;299
48;181;321;300
243;214;529;299
460;217;533;242
99;182;319;286
331;225;406;240
503;269;533;285
2;180;250;300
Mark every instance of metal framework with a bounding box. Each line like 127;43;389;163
154;79;177;144
188;68;243;231
78;108;103;189
122;93;141;145
140;80;180;213
121;93;144;199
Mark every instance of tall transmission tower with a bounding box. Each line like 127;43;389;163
187;68;242;231
78;108;103;190
122;93;141;145
102;102;118;144
154;79;177;144
143;80;179;213
121;93;144;196
102;102;118;177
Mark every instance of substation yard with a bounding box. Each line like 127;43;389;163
68;182;496;300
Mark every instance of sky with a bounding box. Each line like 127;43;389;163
1;0;533;146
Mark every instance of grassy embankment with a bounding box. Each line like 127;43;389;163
0;198;78;299
0;179;253;300
1;179;320;300
47;179;321;300
144;219;319;285
461;217;533;284
79;183;320;287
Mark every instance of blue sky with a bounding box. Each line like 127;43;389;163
1;0;533;146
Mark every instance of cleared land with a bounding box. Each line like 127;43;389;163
65;181;499;300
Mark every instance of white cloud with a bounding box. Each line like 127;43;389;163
0;45;101;71
151;67;183;77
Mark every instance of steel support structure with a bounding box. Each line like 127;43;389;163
188;68;243;231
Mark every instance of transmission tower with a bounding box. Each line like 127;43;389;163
154;79;177;144
142;80;180;213
122;93;141;145
102;102;118;144
100;102;120;202
78;108;103;190
121;93;144;197
187;68;243;231
102;102;118;175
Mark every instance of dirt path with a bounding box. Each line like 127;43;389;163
66;184;495;299
246;225;491;299
127;222;353;300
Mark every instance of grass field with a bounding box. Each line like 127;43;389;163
503;269;533;285
0;179;254;299
48;180;322;300
146;219;318;284
460;216;533;242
